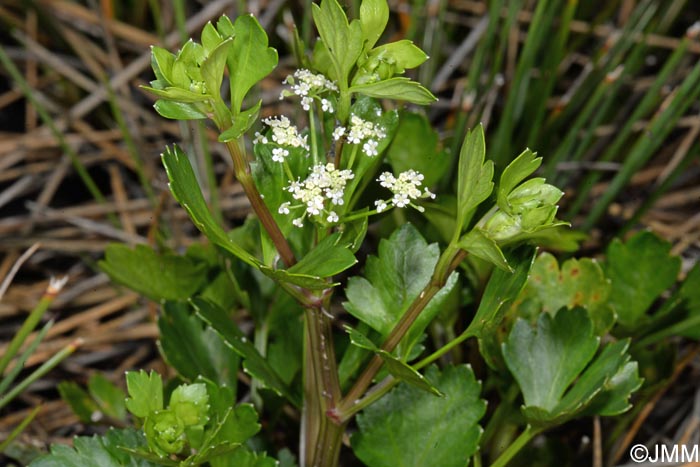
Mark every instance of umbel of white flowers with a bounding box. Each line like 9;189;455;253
262;68;435;227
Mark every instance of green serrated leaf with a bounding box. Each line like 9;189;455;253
29;428;155;467
312;0;363;84
158;301;239;393
191;298;301;407
142;86;211;103
125;370;163;419
557;340;640;418
153;100;208;120
201;38;233;102
521;339;642;426
287;232;357;278
359;0;389;50
201;22;223;54
151;46;174;86
352;365;485;467
497;149;541;213
99;244;206;302
516;252;615;335
456;124;494;234
583;360;643;417
161;145;259;267
344;224;457;356
368;40;428;73
605;231;681;328
214;403;261;446
503;308;599;413
88;374;127;421
350;77;437;104
229;15;278;113
458;229;511;272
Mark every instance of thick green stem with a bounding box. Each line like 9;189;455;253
490;425;541;467
301;303;344;467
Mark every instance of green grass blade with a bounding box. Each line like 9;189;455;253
0;320;53;395
582;58;700;229
0;340;81;411
566;38;690;217
0;406;41;453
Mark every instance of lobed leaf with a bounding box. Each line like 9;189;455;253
359;0;389;51
99;244;207;302
516;252;616;335
503;308;599;412
312;0;363;84
605;231;680;328
29;428;155;467
497;148;542;213
124;370;163;419
352;365;485;467
287;232;357;279
344;224;457;356
228;15;278;113
456;124;494;234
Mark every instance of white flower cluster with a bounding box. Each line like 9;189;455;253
375;170;435;212
334;115;387;157
279;163;354;227
281;69;338;112
253;115;309;161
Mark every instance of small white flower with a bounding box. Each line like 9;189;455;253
362;139;379;157
292;218;304;228
261;115;309;150
253;131;268;144
376;169;434;211
321;98;334;113
301;96;313;111
278;202;291;215
327;211;339;223
333;127;346;141
282;163;354;225
272;147;290;162
346;115;386;148
281;69;339;110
